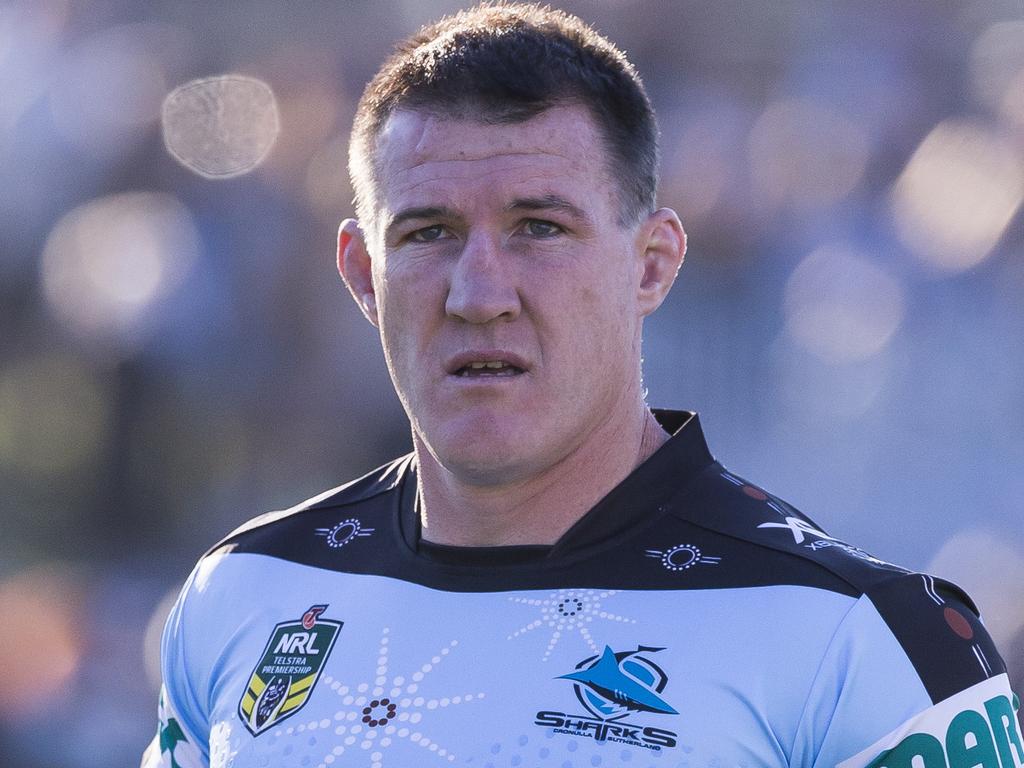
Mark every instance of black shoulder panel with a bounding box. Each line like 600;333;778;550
865;573;1006;704
672;466;912;592
675;466;1007;703
206;454;412;558
198;442;994;665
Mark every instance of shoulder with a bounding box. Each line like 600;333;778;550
160;454;413;659
677;464;1005;702
678;463;918;591
205;453;413;556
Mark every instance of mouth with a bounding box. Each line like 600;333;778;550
454;360;525;378
446;352;530;379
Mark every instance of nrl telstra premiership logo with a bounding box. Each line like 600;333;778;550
238;604;343;736
534;645;679;751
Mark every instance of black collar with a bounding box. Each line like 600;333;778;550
400;410;715;566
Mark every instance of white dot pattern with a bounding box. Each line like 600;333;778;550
312;627;481;768
506;590;636;660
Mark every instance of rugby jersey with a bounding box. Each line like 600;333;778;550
142;411;1023;768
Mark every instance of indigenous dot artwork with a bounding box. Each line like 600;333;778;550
506;589;636;661
271;627;484;768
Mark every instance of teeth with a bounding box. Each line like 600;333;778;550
456;360;523;377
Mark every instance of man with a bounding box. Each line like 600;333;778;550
144;4;1022;767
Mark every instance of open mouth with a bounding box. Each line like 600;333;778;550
454;361;525;378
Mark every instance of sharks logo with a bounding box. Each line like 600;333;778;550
561;645;677;720
534;644;680;751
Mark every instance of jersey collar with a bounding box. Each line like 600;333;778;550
400;409;715;566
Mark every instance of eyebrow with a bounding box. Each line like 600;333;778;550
384;205;462;240
505;194;591;226
383;194;592;240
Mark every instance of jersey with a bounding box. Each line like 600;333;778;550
142;410;1023;768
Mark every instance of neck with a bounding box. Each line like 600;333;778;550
415;406;669;547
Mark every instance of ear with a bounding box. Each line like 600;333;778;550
337;218;379;327
635;208;686;317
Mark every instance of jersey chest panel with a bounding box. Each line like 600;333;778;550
190;554;916;768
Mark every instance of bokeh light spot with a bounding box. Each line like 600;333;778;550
784;245;905;364
662;115;733;221
770;338;892;425
999;67;1024;128
0;565;84;719
162;74;280;178
970;21;1024;121
40;191;200;346
891;120;1023;273
748;99;869;209
261;81;341;182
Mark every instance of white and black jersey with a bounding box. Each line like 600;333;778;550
143;411;1023;768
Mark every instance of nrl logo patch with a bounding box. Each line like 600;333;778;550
238;604;342;736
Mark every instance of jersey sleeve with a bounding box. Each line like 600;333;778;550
140;565;211;768
792;573;1024;767
140;685;207;768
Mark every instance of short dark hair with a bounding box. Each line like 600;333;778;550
349;2;659;227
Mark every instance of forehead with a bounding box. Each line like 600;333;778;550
371;105;617;218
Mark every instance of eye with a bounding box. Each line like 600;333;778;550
521;219;563;238
408;224;449;243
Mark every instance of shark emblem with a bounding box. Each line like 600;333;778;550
558;645;678;719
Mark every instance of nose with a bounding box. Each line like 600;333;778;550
444;231;521;324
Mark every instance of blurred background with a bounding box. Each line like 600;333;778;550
0;0;1022;764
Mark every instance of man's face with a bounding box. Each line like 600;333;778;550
360;105;650;485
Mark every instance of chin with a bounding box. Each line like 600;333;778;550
422;416;545;486
436;436;530;486
441;456;531;487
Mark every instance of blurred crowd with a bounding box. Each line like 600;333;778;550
0;0;1022;765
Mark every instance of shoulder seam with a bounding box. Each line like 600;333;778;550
674;466;911;595
202;454;412;558
678;516;867;596
788;592;866;762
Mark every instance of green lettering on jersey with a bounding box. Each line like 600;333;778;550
985;696;1024;767
160;716;188;768
866;733;947;768
865;695;1024;768
946;709;999;767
